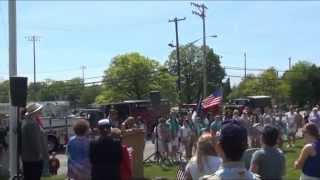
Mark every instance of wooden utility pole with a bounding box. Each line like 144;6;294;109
244;52;247;79
26;35;40;84
169;17;186;100
191;2;208;96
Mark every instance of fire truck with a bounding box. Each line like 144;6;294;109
99;99;170;137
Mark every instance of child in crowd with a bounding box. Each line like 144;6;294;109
49;152;60;175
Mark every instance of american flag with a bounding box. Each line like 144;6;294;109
176;162;187;180
201;89;223;109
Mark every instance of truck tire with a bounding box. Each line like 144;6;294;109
47;136;58;152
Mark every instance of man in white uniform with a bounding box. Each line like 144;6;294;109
285;106;298;148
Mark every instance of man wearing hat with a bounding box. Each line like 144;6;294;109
89;119;122;180
21;103;49;180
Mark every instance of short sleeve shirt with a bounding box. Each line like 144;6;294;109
251;147;285;180
286;112;297;130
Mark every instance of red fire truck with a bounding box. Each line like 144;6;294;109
100;99;170;137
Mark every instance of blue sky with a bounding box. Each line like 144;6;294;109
1;1;320;86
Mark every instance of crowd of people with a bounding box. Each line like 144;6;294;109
151;105;320;180
16;101;320;180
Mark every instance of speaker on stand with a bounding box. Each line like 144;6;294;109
9;77;28;180
144;91;171;165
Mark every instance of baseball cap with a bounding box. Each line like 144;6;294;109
219;120;247;143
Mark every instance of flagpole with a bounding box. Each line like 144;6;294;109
8;0;18;178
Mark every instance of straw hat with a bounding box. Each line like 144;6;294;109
25;103;43;116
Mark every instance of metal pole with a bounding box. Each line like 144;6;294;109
289;57;292;70
202;7;207;97
33;36;36;84
8;0;18;177
81;65;86;86
174;18;181;101
244;52;247;79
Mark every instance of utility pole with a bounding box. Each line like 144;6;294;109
289;57;292;70
26;35;40;84
80;65;86;86
191;2;208;97
8;0;18;178
169;17;186;105
244;52;247;79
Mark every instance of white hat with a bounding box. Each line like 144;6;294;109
313;107;318;111
98;119;111;127
25;103;43;116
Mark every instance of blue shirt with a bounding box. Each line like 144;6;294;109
67;136;91;179
303;140;320;178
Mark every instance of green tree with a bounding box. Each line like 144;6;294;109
96;52;177;104
228;74;260;99
282;61;320;105
80;85;102;106
28;78;84;107
0;81;9;103
166;44;225;103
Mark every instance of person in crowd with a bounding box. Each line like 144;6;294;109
154;117;170;157
250;110;263;148
295;123;320;180
262;107;273;126
207;112;215;126
179;119;192;159
136;116;146;130
232;109;240;121
286;106;299;148
185;133;222;180
201;120;259;180
308;107;320;130
223;109;233;121
186;113;198;159
250;125;286;180
121;116;136;130
21;103;49;180
90;119;122;180
66;119;91;180
304;110;310;125
167;112;180;161
110;128;133;180
194;116;207;137
274;110;287;150
210;115;222;136
297;109;304;129
240;110;251;133
48;152;60;175
108;108;121;128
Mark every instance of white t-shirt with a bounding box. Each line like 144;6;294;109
286;112;297;130
309;112;320;128
179;126;191;140
186;156;222;180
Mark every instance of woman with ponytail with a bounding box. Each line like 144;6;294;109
185;133;222;180
295;123;320;180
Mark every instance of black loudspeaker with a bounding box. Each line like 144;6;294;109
150;91;161;107
10;77;28;107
